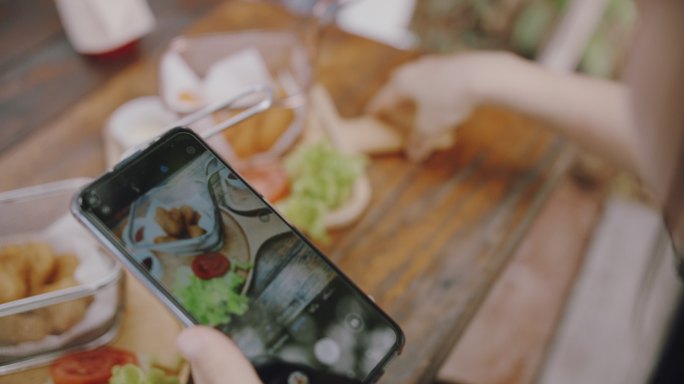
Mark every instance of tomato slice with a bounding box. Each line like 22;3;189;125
239;162;290;203
134;227;145;242
51;347;138;384
192;252;230;280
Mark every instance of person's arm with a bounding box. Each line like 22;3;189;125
369;52;639;173
478;53;637;171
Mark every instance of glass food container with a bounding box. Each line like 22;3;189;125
0;178;124;374
159;30;312;166
123;177;224;256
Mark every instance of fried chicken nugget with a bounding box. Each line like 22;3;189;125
187;225;206;238
38;277;92;334
0;246;30;303
0;269;27;304
0;313;52;344
0;245;30;277
51;253;79;283
25;242;57;294
155;207;183;237
169;207;182;223
0;244;90;340
180;205;200;228
154;235;178;244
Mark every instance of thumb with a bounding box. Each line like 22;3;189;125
177;326;262;384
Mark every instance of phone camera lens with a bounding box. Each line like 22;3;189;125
87;194;101;208
160;165;169;173
186;146;197;155
101;205;111;215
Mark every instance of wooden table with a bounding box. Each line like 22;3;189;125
0;2;570;383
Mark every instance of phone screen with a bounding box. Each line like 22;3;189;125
74;128;403;383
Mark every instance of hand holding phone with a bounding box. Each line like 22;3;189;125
177;326;262;384
72;128;404;384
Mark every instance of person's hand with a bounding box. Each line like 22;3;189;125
368;51;517;161
177;326;262;384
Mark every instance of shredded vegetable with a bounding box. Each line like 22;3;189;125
109;364;179;384
176;262;251;325
281;142;366;241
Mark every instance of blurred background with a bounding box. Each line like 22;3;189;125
2;1;682;384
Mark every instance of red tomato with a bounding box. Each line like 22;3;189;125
51;347;138;384
239;162;290;203
134;227;145;242
192;252;230;280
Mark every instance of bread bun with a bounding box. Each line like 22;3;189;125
324;175;372;229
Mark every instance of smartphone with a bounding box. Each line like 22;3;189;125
72;127;404;384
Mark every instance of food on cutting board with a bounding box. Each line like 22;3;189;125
160;47;278;115
371;98;455;154
0;243;91;344
50;346;182;384
226;140;368;242
308;83;405;155
153;205;206;244
278;141;367;242
238;159;290;203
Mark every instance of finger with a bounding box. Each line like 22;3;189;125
367;62;424;114
406;132;456;162
405;106;443;161
406;133;435;162
177;326;262;384
366;79;406;114
406;105;459;161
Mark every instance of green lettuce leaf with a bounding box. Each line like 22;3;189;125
282;142;366;242
109;364;179;384
176;271;250;325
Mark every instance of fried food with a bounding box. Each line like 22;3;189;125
0;244;30;278
0;243;89;343
0;245;30;303
39;277;92;333
187;225;206;238
155;207;183;237
154;235;178;244
0;269;27;303
0;313;52;344
25;242;57;294
180;205;200;228
219;107;294;159
51;253;79;283
154;205;206;243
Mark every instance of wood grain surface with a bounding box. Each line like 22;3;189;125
0;0;224;154
437;176;604;384
0;2;570;383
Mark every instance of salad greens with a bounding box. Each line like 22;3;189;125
282;142;366;242
109;364;179;384
176;262;251;325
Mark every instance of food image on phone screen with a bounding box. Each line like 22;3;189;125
73;129;404;383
